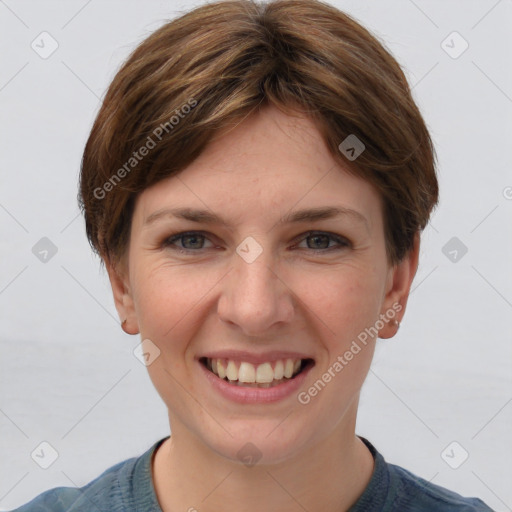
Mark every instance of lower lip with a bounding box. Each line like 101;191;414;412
198;359;314;404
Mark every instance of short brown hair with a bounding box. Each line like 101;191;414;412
79;0;438;268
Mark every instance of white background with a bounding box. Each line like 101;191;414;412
0;0;511;510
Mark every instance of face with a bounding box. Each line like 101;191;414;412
109;104;417;465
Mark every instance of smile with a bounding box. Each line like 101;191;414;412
199;357;314;388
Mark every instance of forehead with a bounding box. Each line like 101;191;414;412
134;105;382;232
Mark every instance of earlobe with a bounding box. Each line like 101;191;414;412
121;318;134;334
378;232;420;339
105;258;140;335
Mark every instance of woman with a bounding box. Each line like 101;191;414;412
10;0;493;510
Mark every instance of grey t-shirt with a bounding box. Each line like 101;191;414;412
8;436;494;511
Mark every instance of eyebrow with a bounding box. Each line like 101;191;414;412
144;206;369;230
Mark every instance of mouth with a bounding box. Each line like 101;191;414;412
199;356;315;388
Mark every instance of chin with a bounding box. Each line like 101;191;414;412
202;420;309;467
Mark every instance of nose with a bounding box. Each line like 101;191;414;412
217;248;295;337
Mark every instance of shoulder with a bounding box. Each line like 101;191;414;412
8;438;167;512
8;458;134;512
387;462;494;511
354;437;494;512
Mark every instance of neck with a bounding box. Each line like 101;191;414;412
152;408;374;512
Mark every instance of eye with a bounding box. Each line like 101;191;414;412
294;231;350;252
162;231;214;252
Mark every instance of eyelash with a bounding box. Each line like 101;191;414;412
161;230;351;254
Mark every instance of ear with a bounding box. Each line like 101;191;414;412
378;231;420;339
105;257;139;335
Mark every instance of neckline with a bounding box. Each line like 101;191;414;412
131;436;169;511
135;435;388;511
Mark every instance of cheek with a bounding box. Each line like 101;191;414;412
297;271;381;411
131;263;217;340
293;264;383;342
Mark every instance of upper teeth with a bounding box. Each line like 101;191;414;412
207;358;302;383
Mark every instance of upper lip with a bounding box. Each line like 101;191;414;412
198;350;314;365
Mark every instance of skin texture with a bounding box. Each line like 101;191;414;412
106;104;420;511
